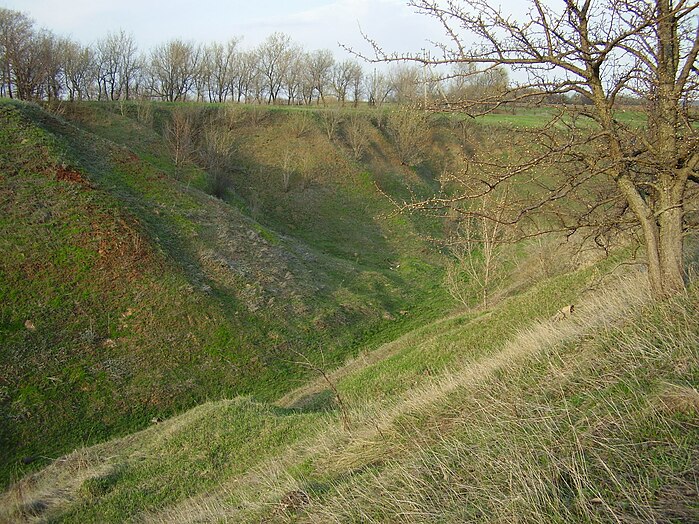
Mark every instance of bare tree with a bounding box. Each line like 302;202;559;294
282;45;305;105
62;39;94;101
232;50;258;103
446;63;509;111
34;31;65;101
349;61;364;107
364;68;393;107
96;31;140;100
332;59;358;106
0;8;34;99
345;113;372;160
165;107;199;168
201;39;239;103
256;32;293;104
200;114;237;197
444;188;510;308
0;8;54;101
148;39;201;102
135;97;154;126
306;48;335;105
299;53;317;105
386;107;430;166
291;348;351;432
320;106;344;140
0;10;93;102
291;111;313;138
388;64;422;104
297;147;321;190
366;0;699;299
199;118;236;172
281;147;294;192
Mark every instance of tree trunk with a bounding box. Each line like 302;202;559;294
619;173;686;299
6;64;13;99
657;179;687;296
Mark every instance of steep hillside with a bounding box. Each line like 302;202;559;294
0;100;453;487
2;260;696;523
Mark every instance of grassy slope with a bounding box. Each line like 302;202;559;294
2;102;696;523
4;250;696;523
300;275;698;524
0;100;453;487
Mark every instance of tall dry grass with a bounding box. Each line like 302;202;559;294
300;276;698;523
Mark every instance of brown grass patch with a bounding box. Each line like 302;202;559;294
54;166;92;188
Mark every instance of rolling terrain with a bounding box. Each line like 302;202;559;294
2;261;697;523
0;99;453;487
0;100;697;523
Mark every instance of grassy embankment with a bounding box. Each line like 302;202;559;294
2;256;696;523
0;99;454;487
2;101;695;523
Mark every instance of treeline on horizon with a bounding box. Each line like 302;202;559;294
2;6;652;109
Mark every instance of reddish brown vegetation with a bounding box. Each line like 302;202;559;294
90;216;153;281
55;166;92;188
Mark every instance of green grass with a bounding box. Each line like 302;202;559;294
298;280;697;523
337;265;595;402
2;99;695;523
0;99;455;488
436;105;648;129
47;398;328;523
3;256;696;523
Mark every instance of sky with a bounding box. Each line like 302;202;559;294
2;0;452;59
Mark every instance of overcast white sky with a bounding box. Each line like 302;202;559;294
2;0;455;59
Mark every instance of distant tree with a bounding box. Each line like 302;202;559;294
332;59;355;106
34;31;65;101
282;44;305;104
447;63;508;110
331;59;363;106
306;48;335;105
349;61;364;107
232;50;259;103
256;32;293;104
62;39;94;101
148;39;201;102
192;52;209;102
0;8;55;101
364;69;393;107
299;53;316;105
0;10;374;109
96;31;141;100
0;8;34;99
388;64;422;104
201;40;240;102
